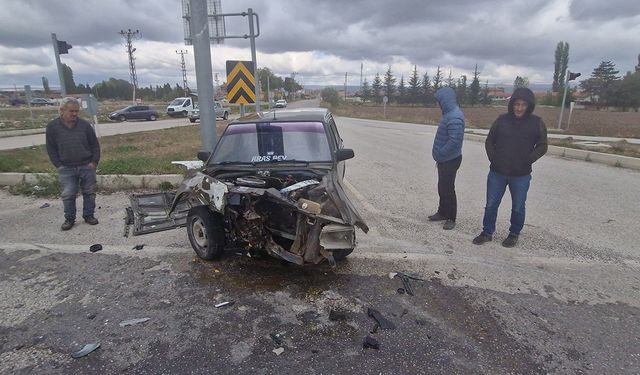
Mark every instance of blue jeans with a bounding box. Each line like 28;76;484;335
59;165;97;221
482;170;531;236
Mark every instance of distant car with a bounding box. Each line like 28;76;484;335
188;101;230;123
166;97;195;117
108;105;158;122
275;99;287;108
30;98;56;106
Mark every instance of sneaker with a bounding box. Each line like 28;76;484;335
502;234;519;248
443;219;456;230
472;232;492;245
61;220;75;231
428;212;447;221
84;216;99;225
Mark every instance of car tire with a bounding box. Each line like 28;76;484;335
149;114;157;121
118;115;126;122
332;248;354;261
223;112;229;120
181;110;188;117
189;118;196;123
187;206;225;260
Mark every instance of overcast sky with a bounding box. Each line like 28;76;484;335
1;0;639;91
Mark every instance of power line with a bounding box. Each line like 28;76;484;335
176;49;189;96
119;28;141;102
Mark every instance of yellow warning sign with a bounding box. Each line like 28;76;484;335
226;60;255;104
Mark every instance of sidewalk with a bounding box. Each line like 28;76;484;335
465;128;640;145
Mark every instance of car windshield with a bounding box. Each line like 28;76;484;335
170;99;185;106
211;122;332;164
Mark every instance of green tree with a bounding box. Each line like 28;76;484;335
383;66;396;100
421;72;432;105
446;69;455;87
372;73;383;104
397;76;407;104
610;71;640;109
407;65;421;105
481;80;492;105
432;66;443;90
257;67;284;101
361;78;371;102
580;61;621;105
92;78;132;100
514;76;530;88
468;64;481;106
321;87;340;107
42;77;50;94
552;41;569;92
61;63;76;94
456;75;467;104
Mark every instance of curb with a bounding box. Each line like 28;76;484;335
0;173;184;189
463;133;640;171
0;128;46;138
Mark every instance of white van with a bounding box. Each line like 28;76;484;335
166;97;195;118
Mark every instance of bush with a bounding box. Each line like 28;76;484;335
321;88;340;108
9;173;60;197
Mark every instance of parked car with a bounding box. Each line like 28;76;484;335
166;97;195;117
9;98;26;106
275;99;287;108
108;105;158;122
124;108;368;267
30;98;56;106
188;101;230;123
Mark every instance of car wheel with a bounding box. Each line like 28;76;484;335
149;114;157;121
181;110;188;117
223;112;229;120
186;206;225;260
332;248;354;261
189;118;196;123
118;115;126;122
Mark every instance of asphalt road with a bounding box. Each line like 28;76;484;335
1;107;640;374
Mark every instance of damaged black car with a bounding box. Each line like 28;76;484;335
124;108;368;266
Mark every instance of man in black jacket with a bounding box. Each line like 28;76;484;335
473;88;547;247
46;97;101;231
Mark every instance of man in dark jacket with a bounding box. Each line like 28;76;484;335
46;97;101;231
473;87;547;247
429;87;465;230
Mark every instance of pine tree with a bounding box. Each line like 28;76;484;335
580;61;621;105
408;65;421;105
457;75;467;104
468;64;481;106
421;72;432;105
372;73;383;104
514;76;530;88
397;75;407;104
361;78;371;102
383;66;396;100
432;66;443;90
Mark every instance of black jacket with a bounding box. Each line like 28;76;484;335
485;88;548;176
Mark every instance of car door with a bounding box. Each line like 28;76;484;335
124;192;191;236
326;115;346;179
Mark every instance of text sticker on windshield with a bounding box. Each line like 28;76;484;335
251;155;287;162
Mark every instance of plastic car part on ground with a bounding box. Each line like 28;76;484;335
71;343;100;358
119;317;150;327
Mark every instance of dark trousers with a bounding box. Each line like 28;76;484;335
436;155;462;221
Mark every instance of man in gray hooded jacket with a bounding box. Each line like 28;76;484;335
429;87;465;230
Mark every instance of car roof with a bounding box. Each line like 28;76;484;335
232;108;330;124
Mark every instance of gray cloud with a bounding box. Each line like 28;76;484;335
569;0;640;21
0;0;639;88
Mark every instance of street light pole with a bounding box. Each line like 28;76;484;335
557;69;570;130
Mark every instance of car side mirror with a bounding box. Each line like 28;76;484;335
336;148;354;161
197;151;211;162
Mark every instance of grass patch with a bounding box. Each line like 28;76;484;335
8;173;60;197
0;123;227;174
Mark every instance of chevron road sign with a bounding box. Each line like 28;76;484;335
226;60;256;104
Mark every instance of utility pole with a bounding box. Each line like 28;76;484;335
176;49;189;96
344;72;348;101
119;29;141;103
360;63;363;93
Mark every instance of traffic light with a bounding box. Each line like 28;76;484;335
568;71;581;81
57;40;72;54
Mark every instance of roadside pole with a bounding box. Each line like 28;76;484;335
557;72;569;130
189;0;217;151
248;8;260;112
